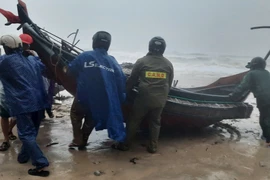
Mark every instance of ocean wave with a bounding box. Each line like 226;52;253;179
111;51;270;82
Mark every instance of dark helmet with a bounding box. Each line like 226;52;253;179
148;36;166;55
92;31;111;51
245;57;266;69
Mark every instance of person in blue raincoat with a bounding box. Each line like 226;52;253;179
65;31;126;149
0;35;50;177
19;33;55;119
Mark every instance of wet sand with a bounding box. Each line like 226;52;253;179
1;90;270;179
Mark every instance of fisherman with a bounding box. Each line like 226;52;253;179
113;37;174;153
64;31;126;149
0;34;50;177
19;33;54;119
0;34;39;152
229;57;270;147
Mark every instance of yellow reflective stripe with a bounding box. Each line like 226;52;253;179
145;71;166;79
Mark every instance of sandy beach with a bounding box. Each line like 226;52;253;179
0;91;270;180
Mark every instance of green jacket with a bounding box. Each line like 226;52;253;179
127;53;174;107
231;69;270;108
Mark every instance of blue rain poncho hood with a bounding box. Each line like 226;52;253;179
68;48;126;142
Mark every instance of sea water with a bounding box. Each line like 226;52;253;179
112;51;257;87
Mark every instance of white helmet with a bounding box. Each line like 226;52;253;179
0;34;22;49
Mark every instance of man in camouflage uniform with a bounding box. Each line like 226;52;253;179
114;37;174;153
229;57;270;146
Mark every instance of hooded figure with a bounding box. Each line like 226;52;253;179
0;34;49;177
229;57;270;146
66;31;126;149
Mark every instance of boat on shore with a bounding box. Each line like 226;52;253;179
0;1;253;128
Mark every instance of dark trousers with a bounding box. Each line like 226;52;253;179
16;111;49;169
259;105;270;143
70;98;94;145
45;108;53;116
126;97;164;150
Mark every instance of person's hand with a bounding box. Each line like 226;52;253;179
27;50;38;57
63;66;68;73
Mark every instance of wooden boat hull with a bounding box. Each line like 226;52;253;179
122;90;253;128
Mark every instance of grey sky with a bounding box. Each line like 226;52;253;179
0;0;270;56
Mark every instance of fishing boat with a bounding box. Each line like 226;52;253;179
0;1;253;128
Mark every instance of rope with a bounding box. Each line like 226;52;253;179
49;42;55;66
54;45;63;101
47;40;64;100
55;42;62;77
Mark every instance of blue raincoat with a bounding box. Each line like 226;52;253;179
0;52;48;116
0;51;49;169
68;48;126;142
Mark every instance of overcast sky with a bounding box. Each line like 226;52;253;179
0;0;270;56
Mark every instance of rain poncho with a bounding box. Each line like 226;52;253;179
68;48;126;142
231;69;270;108
0;52;48;116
